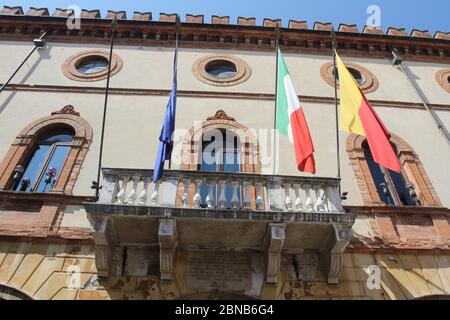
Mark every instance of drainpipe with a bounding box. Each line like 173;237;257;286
0;30;48;94
390;48;450;147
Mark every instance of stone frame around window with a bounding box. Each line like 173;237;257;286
192;55;252;87
435;69;450;93
0;105;93;195
61;50;123;82
320;61;379;93
346;133;442;207
177;110;261;209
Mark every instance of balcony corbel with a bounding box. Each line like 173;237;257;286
321;224;350;285
158;219;178;281
264;223;286;284
90;216;123;277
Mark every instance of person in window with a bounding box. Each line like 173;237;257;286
14;128;74;193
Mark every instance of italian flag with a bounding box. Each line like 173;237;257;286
276;49;316;174
335;51;401;172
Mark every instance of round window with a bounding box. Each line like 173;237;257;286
193;55;252;87
205;60;237;78
435;69;450;93
76;57;109;75
62;50;123;82
333;67;364;85
321;61;378;93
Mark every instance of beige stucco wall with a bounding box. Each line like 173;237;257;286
0;41;449;208
1;41;449;103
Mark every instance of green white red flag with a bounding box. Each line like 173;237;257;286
276;48;316;174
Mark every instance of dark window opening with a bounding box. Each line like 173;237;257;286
363;142;417;206
333;67;364;85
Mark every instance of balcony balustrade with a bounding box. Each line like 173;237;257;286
96;168;345;216
84;168;355;285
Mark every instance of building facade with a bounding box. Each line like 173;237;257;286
0;6;449;300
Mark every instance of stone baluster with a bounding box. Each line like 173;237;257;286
116;176;128;204
321;186;329;212
255;182;264;211
150;181;161;206
284;183;293;211
326;185;343;212
126;176;138;205
139;177;149;205
293;184;303;212
218;180;227;209
206;180;216;209
193;179;203;208
304;184;314;212
181;179;191;207
315;185;326;212
231;180;240;209
243;181;251;210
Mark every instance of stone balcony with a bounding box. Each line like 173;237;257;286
84;168;356;285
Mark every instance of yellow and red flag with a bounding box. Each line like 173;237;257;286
335;51;401;173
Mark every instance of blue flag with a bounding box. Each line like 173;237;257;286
153;50;177;183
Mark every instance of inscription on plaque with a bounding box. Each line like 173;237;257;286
187;251;252;291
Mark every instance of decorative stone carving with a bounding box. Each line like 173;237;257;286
51;105;80;117
264;223;286;284
207;110;236;122
158;219;178;281
321;224;350;285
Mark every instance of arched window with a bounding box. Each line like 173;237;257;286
346;133;442;207
0;284;33;300
0;105;93;195
199;129;241;208
362;141;416;206
12;128;74;193
178;110;261;209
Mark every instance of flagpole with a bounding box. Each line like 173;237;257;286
93;17;117;200
272;26;280;175
331;28;342;184
168;15;181;171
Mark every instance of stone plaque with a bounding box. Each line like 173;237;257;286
295;251;319;281
187;251;252;291
125;248;159;277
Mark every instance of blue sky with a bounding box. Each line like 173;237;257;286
2;0;449;34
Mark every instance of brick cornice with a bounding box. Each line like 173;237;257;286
0;15;449;64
